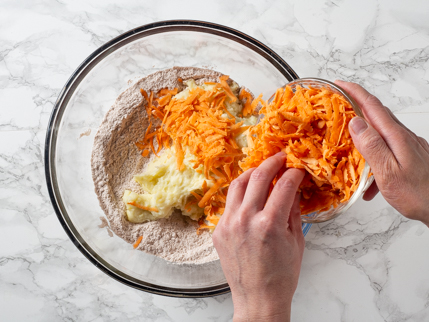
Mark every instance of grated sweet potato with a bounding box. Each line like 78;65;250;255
127;201;159;213
133;236;143;248
240;85;365;215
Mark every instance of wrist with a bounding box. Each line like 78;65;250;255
232;294;292;322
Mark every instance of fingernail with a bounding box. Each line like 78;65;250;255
275;151;286;157
350;117;368;136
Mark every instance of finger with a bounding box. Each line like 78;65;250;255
362;180;379;201
335;80;408;156
242;152;287;211
288;192;303;235
348;116;399;180
224;168;256;214
264;168;305;222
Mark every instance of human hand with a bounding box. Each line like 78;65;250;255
336;80;429;225
213;152;305;322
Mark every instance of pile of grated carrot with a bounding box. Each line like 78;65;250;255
135;76;256;232
240;85;365;215
135;78;365;232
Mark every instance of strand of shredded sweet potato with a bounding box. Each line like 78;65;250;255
127;201;159;213
133;236;143;249
135;76;257;232
240;85;365;215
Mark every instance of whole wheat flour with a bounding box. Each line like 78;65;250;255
91;67;225;264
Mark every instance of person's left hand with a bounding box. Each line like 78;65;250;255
213;152;305;322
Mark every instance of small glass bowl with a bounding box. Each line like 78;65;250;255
284;78;374;223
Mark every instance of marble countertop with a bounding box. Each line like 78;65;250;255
1;0;429;321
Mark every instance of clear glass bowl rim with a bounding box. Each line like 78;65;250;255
44;20;302;297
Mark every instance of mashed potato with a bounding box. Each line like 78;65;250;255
123;148;208;223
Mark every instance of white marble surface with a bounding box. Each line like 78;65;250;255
1;0;429;320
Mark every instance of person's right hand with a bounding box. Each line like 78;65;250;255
336;80;429;226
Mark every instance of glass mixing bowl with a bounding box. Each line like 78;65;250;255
45;20;312;297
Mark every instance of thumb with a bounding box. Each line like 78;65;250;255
349;116;398;177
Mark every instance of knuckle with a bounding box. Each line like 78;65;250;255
212;230;220;246
277;177;296;191
364;93;382;107
257;215;278;237
212;227;225;247
236;205;253;221
230;213;250;236
229;207;252;230
229;177;246;190
362;133;384;153
213;225;228;246
250;168;269;182
236;215;248;231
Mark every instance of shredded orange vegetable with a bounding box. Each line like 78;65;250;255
135;77;363;228
240;85;365;215
127;201;159;213
133;236;143;249
135;76;255;232
197;178;226;208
